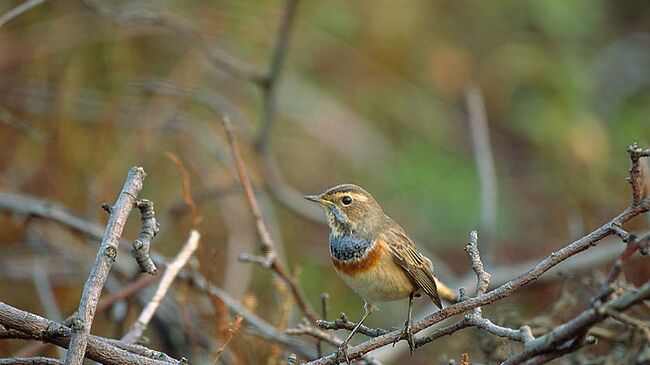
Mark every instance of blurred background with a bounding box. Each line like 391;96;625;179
0;0;648;364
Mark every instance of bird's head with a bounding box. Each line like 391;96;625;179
304;184;384;238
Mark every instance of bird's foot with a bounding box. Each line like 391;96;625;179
336;341;351;363
392;320;416;355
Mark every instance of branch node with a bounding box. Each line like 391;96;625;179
70;318;85;331
104;246;117;261
101;203;112;214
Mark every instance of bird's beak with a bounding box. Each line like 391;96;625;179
304;194;327;205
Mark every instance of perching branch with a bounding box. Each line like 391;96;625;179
315;313;391;338
65;167;147;365
306;145;650;364
122;230;200;343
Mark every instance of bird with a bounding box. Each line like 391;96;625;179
305;183;451;359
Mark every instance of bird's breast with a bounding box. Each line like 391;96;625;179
331;238;415;302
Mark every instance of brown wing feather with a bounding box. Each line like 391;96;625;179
380;225;442;308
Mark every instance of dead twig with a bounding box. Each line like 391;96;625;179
165;152;201;228
0;302;181;365
503;282;650;364
0;357;63;365
65;167;146;365
315;313;391;338
222;116;319;323
122;230;200;343
211;315;243;365
628;143;650;205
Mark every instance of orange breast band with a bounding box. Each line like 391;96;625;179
331;241;385;276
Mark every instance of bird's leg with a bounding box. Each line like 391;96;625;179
337;302;374;363
393;292;416;354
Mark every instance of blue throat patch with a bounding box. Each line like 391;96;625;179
329;233;373;261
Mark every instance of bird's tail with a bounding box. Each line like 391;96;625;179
433;277;457;303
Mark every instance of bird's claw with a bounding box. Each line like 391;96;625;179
337;341;351;363
392;320;416;355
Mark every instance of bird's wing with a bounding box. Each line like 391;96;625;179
379;226;442;308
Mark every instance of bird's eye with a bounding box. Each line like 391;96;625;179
341;196;353;206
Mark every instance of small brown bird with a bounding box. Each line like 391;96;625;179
305;184;448;357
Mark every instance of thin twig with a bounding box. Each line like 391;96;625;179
211;314;243;365
605;234;643;283
315;313;392;338
221;116;319;323
463;230;534;343
165;152;201;227
503;281;650;364
628;143;650;205
122;230;200;343
183;272;318;359
65;167;146;365
0;0;49;29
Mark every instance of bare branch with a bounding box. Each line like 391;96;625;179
503;281;650;364
0;357;63;365
465;315;534;343
222;116;319;323
0;0;49;29
464;230;534;343
605;233;645;283
122;230;200;343
628;143;650;205
66;167;146;365
211;314;243;365
285;321;383;365
0;302;182;365
465;230;490;298
315;313;391;338
183;272;318;359
131;199;160;275
305;196;650;363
